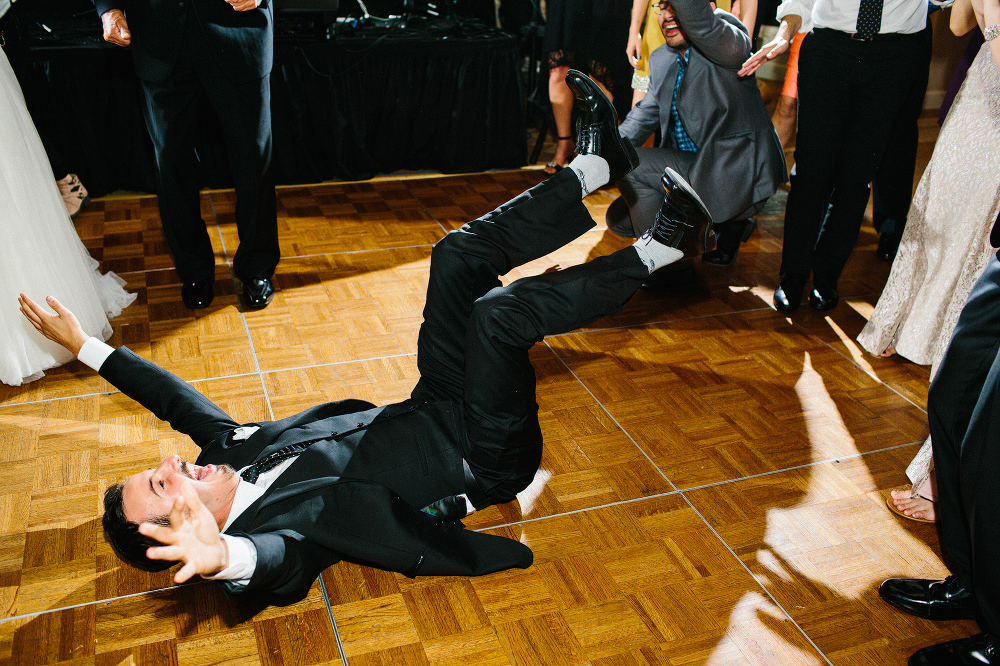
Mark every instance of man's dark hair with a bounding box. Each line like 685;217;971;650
102;483;176;572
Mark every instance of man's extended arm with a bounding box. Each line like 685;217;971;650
671;0;753;68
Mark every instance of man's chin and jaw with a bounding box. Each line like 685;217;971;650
121;456;238;528
659;10;690;51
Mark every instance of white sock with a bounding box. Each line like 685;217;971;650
568;154;610;197
633;233;684;274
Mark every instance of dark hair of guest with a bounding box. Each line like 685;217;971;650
102;482;176;572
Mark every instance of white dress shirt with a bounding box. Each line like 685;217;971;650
775;0;927;35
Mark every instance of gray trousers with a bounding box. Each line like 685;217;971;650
606;146;762;238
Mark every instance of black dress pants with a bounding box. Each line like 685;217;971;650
871;24;933;238
139;17;279;284
929;253;1000;634
780;28;928;281
411;169;650;504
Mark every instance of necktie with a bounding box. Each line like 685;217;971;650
855;0;884;40
241;442;311;484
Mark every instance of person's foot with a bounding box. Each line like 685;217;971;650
57;173;90;218
544;136;575;175
808;277;839;311
879;347;897;358
181;280;214;309
565;70;639;183
879;575;978;620
877;232;902;262
888;487;936;522
773;273;807;312
702;218;756;266
909;633;996;665
242;277;274;309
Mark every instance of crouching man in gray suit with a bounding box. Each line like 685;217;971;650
607;0;786;267
17;78;715;603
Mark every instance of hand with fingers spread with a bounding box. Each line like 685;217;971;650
139;480;229;584
18;294;89;356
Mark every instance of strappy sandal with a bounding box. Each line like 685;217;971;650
886;485;935;523
544;135;574;175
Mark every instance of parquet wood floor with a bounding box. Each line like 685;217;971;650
0;141;959;665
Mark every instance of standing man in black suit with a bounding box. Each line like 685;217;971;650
877;242;1000;663
742;0;931;312
18;78;714;601
96;0;280;309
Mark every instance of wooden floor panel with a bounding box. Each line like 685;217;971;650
322;495;829;666
1;149;959;664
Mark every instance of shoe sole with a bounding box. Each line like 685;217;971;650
565;70;640;176
662;167;714;249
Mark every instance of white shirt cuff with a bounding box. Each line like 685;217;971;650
78;337;116;371
203;535;257;586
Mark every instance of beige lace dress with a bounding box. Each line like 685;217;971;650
858;43;1000;493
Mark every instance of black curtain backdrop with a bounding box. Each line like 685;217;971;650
16;29;526;197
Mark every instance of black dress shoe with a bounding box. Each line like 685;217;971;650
909;633;996;665
702;218;756;266
642;167;714;260
808;278;839;311
242;277;274;309
879;576;978;620
877;232;902;262
774;273;806;312
564;70;640;183
181;280;214;309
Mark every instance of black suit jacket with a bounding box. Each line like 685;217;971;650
93;0;273;84
100;347;533;598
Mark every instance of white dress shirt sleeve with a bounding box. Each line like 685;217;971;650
776;0;815;32
203;535;258;586
77;337;116;371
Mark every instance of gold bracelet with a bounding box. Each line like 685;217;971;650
986;24;1000;41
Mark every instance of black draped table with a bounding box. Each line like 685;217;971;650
17;29;527;197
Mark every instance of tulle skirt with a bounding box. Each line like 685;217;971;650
0;47;136;386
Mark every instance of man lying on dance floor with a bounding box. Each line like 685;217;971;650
18;71;714;600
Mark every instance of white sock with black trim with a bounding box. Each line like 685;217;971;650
568;154;610;197
633;232;684;274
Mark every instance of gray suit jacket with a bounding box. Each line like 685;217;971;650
618;0;787;223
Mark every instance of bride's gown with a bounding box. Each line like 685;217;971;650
0;47;136;386
858;43;1000;490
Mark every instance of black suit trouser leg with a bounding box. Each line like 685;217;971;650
199;70;279;283
411;169;649;502
781;30;926;281
141;70;216;283
871;25;932;237
930;254;1000;632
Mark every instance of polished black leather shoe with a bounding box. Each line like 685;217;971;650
909;633;996;665
642;167;714;260
181;280;214;309
702;218;756;266
773;273;806;312
565;70;640;183
879;576;978;620
809;278;839;311
877;232;902;262
242;277;274;309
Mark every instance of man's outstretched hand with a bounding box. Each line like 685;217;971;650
18;294;90;356
139;480;229;584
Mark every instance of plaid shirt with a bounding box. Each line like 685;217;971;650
668;49;698;153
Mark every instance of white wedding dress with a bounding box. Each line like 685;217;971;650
0;47;136;386
858;43;1000;492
